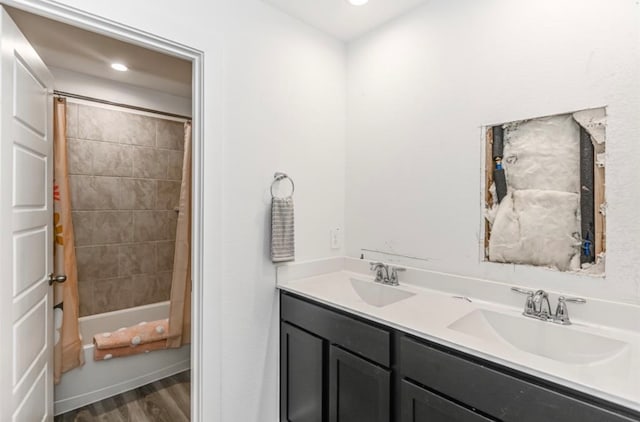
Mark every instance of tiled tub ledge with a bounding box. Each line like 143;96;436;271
276;257;640;413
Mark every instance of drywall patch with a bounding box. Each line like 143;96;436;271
485;109;606;274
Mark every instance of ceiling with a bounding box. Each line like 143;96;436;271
5;1;426;97
263;0;429;41
6;7;192;98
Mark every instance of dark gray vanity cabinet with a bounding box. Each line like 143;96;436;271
400;335;640;422
329;345;390;422
280;291;640;422
400;379;492;422
280;292;392;422
280;322;324;422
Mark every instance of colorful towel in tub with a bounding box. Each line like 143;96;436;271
93;319;169;361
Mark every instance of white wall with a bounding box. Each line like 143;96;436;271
346;0;640;304
37;1;346;421
12;0;639;419
50;66;192;117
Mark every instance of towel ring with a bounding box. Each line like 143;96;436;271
271;172;295;198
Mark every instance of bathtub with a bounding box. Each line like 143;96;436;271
54;301;191;415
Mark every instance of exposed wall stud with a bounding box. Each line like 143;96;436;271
594;145;606;256
579;127;596;264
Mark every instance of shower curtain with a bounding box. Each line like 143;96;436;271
53;98;84;383
167;122;192;348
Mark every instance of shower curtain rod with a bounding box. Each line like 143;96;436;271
53;90;192;121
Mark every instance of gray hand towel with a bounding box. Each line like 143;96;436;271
271;197;295;263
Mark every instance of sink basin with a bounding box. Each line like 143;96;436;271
349;278;416;307
448;309;629;364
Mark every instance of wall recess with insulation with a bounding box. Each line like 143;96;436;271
484;108;606;274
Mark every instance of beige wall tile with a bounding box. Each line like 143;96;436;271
76;245;119;281
93;142;133;177
70;175;120;210
78;105;124;142
66;102;79;139
92;211;134;244
166;150;184;180
122;113;156;146
132;147;168;179
156;271;173;301
78;105;156;146
131;274;156;307
133;211;170;241
72;211;94;247
156;241;175;272
70;106;188;316
166;211;178;240
119;179;156;210
67;138;93;175
94;277;134;314
78;280;94;317
157;181;181;210
118;243;156;276
156;120;184;150
73;211;133;246
132;273;171;307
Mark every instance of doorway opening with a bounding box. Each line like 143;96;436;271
3;4;203;420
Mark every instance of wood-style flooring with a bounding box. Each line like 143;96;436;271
54;371;190;422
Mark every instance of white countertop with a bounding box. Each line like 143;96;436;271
276;258;640;412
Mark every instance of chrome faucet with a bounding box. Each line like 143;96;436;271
554;296;587;325
369;262;406;286
532;290;552;319
388;267;406;286
370;262;389;283
511;287;586;325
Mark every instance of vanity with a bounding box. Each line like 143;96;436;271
277;259;640;422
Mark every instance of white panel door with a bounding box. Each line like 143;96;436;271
0;7;55;421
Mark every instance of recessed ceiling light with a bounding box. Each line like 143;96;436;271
347;0;369;6
111;63;128;72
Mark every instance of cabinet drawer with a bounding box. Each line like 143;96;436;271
401;380;492;422
400;336;638;422
281;293;390;366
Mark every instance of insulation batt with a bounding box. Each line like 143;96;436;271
489;190;581;271
502;115;580;193
489;114;582;271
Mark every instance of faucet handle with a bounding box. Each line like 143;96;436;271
561;296;586;304
511;287;535;315
511;287;534;296
388;266;406;285
369;262;387;283
554;296;586;325
369;262;384;271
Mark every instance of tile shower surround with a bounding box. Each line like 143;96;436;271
66;103;185;316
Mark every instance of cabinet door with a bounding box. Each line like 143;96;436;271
329;345;390;422
401;380;492;422
400;336;640;422
281;323;324;422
